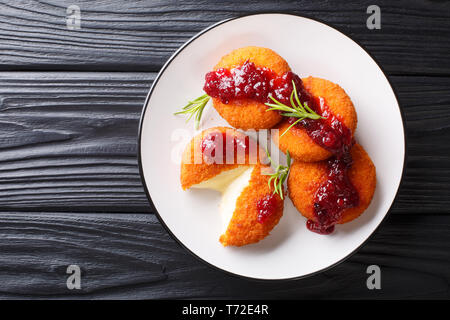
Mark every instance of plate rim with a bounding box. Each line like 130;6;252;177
137;12;408;282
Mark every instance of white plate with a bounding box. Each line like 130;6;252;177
138;13;405;280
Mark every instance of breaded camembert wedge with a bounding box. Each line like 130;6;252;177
288;143;376;228
180;126;284;246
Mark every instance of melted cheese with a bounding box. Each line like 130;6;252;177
191;166;254;232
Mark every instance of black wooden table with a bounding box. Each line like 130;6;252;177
0;0;449;299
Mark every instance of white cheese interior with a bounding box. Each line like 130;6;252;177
191;166;250;193
219;167;254;233
191;166;254;233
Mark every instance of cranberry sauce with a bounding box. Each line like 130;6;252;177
202;61;358;233
203;61;351;156
307;155;359;234
256;194;279;224
203;60;302;105
201;131;249;164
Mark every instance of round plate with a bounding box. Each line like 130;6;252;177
138;13;405;280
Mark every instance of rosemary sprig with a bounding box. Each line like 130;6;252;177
174;93;210;129
265;81;324;137
264;149;292;200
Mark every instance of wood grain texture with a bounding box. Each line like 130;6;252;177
0;72;154;212
393;76;450;214
0;72;449;214
0;212;448;299
0;0;449;74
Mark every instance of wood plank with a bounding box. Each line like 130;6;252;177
392;76;450;214
0;212;448;299
0;0;449;74
0;72;154;213
0;72;449;213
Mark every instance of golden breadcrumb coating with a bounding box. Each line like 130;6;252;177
274;76;358;162
180;126;263;190
220;164;284;247
287;143;376;225
212;46;291;129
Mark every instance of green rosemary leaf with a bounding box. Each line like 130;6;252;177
263;148;292;200
286;150;291;168
265;104;292;112
303;101;317;115
174;93;210;129
292;82;304;112
289;90;296;111
280;118;304;137
280;112;302;118
264;80;324;136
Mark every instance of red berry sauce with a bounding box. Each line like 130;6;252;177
307;154;359;234
204;60;302;105
201;131;249;164
203;61;359;233
256;194;279;223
